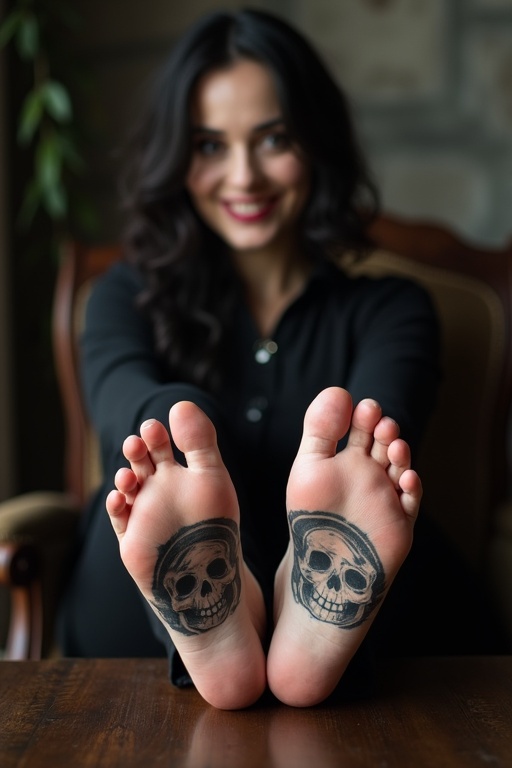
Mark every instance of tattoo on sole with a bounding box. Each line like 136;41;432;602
289;510;385;628
150;518;241;636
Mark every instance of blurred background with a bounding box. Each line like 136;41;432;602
1;0;511;501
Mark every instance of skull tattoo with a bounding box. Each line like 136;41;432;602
151;518;241;636
289;510;385;628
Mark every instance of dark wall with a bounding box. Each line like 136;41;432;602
7;18;64;494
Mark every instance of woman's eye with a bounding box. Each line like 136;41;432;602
194;138;224;156
262;132;291;151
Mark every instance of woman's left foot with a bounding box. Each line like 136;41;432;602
268;387;421;707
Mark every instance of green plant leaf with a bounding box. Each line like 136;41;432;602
16;13;39;60
42;179;68;219
9;1;95;239
0;10;23;50
36;133;62;192
43;81;72;123
17;88;44;145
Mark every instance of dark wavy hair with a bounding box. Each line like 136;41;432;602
121;7;380;392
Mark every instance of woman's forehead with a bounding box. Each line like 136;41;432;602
190;59;282;129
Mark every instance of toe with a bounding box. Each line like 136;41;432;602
106;489;130;538
370;417;400;467
387;438;412;487
123;433;155;483
139;418;176;466
347;398;383;452
299;387;353;458
398;468;422;519
114;466;139;504
169;401;225;471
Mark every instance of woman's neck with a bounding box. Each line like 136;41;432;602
231;242;312;338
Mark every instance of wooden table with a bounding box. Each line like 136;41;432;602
1;656;511;767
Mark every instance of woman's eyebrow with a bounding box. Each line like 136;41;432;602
253;117;285;132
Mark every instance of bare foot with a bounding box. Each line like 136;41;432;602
267;387;422;707
106;401;266;709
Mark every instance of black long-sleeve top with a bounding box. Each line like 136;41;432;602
81;257;441;585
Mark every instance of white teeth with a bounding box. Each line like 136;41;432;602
229;202;266;215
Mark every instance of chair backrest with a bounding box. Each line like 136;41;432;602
52;217;512;642
53;242;121;507
354;217;512;568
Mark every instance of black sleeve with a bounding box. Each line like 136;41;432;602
80;262;229;477
80;262;169;466
344;275;441;458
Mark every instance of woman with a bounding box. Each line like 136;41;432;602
58;9;441;708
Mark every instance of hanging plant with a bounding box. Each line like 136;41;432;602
0;0;97;244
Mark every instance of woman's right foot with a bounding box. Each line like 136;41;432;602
106;401;266;710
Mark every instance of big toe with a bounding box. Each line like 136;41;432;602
299;387;353;459
169;401;224;471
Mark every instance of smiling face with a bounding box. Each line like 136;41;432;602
185;59;310;262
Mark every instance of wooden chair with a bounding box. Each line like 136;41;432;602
1;215;511;659
0;242;121;659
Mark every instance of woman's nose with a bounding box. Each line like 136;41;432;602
228;146;260;188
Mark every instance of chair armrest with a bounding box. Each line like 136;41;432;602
0;492;82;660
0;491;80;540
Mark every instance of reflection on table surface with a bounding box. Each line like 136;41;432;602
1;656;511;768
183;703;358;768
